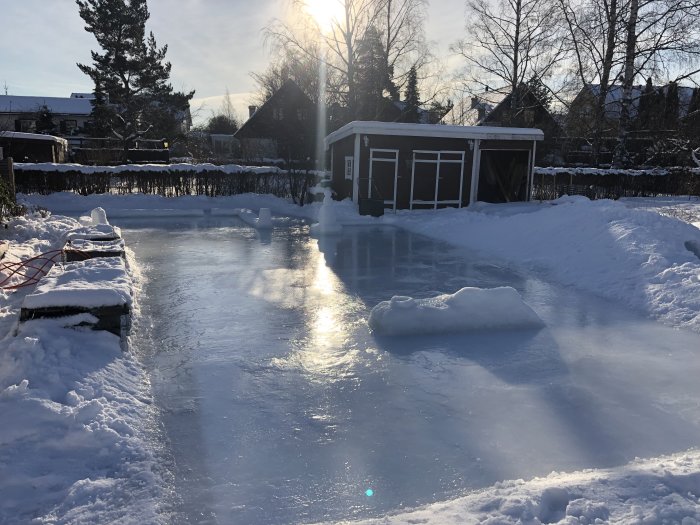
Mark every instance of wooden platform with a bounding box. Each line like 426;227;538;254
19;304;130;336
63;238;126;262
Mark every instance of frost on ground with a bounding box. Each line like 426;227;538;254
0;213;168;524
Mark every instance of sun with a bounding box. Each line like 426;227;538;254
303;0;343;31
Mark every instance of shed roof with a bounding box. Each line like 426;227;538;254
0;131;69;147
325;121;543;149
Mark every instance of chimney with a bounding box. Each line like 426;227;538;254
248;106;258;118
471;97;479;109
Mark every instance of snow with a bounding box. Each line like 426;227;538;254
65;237;126;253
394;196;700;333
22;256;132;309
65;223;122;241
15;161;283;175
6;190;700;523
0;213;167;524
0;131;69;146
368;286;543;335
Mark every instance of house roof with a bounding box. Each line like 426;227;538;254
234;79;312;139
325;121;543;148
0;95;93;116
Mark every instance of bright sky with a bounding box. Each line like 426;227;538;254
0;0;464;125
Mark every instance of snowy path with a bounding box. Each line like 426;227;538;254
122;217;700;524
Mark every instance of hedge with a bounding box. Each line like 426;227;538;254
532;167;700;200
14;164;318;204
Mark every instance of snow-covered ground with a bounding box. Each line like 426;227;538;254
2;191;700;524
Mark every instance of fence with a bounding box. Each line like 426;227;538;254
13;164;318;204
532;167;700;200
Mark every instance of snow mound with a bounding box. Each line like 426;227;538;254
368;286;544;336
22;257;132;309
65;223;122;242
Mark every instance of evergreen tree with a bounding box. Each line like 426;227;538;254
663;81;679;130
403;66;420;123
354;26;391;120
76;0;194;158
636;78;664;133
34;105;56;134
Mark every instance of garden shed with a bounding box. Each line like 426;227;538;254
324;121;543;211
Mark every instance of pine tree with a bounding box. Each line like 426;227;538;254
76;0;194;159
403;66;420;123
663;82;679;131
35;105;56;134
354;26;391;120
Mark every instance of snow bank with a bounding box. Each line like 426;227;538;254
22;256;132;309
342;449;700;525
65;222;122;241
20;191;320;221
0;214;166;524
396;196;700;332
15;161;283;175
369;286;543;335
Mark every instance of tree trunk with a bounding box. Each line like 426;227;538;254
592;0;619;166
613;0;639;168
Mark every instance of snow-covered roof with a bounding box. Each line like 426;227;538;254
0;131;68;147
325;121;543;148
0;95;93;115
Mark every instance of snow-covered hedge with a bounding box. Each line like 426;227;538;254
13;163;317;203
532;166;700;200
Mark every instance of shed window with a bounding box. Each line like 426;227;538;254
344;156;353;180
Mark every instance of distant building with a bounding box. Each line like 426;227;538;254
0;95;93;136
234;79;317;163
567;84;696;136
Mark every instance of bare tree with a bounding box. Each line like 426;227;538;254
560;0;700;165
454;0;568;102
262;0;430;120
559;0;627;163
613;0;700;166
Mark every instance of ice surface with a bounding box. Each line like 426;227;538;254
368;286;543;335
120;218;700;524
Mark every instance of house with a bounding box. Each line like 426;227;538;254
0;94;94;136
482;88;563;165
234;79;317;163
567;84;696;136
325;121;543;212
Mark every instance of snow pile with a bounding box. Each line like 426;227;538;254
369;286;543;335
0;213;167;524
397;196;700;332
90;206;109;225
311;190;343;235
65;222;122;242
22;256;132;309
66;237;126;252
344;449;700;525
15;161;283;175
